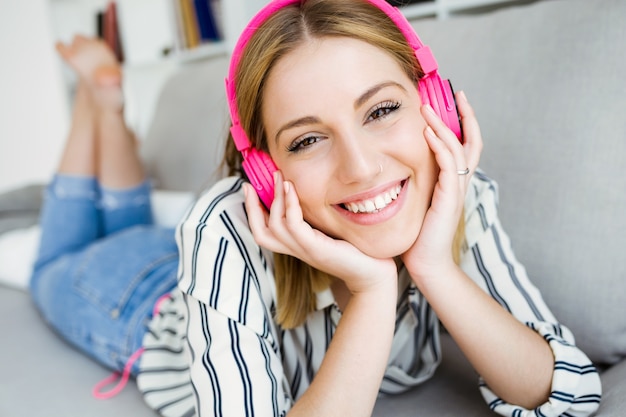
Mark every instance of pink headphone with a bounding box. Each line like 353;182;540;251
225;0;462;209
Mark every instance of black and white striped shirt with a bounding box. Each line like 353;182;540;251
137;171;601;417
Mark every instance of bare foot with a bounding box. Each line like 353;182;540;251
56;35;124;112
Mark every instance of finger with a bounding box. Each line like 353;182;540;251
280;179;324;260
244;182;284;252
264;172;308;255
423;125;462;195
423;126;468;234
456;91;483;172
243;182;269;236
268;171;285;223
282;180;311;243
55;42;71;60
267;171;297;247
421;104;467;172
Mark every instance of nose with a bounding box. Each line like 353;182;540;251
333;129;380;184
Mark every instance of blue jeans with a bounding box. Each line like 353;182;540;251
30;175;178;373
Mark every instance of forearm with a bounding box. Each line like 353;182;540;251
418;266;554;409
289;280;397;416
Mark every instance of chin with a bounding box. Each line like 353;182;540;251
356;234;415;259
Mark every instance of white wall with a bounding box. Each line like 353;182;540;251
0;0;70;193
0;0;175;194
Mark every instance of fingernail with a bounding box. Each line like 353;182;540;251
283;181;291;194
425;126;437;139
243;183;249;198
459;90;468;102
424;104;436;115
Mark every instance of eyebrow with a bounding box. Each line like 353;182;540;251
275;116;321;146
274;81;407;145
354;81;407;109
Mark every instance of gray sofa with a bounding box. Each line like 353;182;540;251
1;0;624;415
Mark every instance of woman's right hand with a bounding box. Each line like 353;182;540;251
244;171;397;294
246;172;398;416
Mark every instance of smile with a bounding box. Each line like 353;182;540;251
341;182;403;214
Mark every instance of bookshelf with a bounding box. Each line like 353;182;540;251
49;0;536;68
49;0;268;67
401;0;536;19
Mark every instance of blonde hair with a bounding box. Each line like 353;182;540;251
223;0;464;328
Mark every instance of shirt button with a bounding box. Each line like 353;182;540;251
110;308;120;319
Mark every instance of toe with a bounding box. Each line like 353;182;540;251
93;66;122;87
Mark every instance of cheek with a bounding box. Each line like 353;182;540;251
412;152;439;212
285;167;327;217
269;147;334;230
390;120;435;174
386;107;429;152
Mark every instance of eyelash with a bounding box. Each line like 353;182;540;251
367;100;402;123
287;135;322;153
286;100;402;153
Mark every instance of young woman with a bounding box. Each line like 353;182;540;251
32;1;601;417
176;0;602;416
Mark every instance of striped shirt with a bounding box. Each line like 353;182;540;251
137;170;601;417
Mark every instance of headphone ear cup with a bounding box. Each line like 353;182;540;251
418;76;463;142
241;147;278;209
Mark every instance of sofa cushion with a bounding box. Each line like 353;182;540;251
598;359;626;415
0;285;158;417
412;0;626;365
0;184;43;234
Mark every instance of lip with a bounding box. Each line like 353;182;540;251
333;179;408;225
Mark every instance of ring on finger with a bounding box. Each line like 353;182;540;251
457;167;470;176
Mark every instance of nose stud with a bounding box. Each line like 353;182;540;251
378;163;383;175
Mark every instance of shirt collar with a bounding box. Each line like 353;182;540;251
315;286;336;310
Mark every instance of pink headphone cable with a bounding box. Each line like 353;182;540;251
92;293;172;400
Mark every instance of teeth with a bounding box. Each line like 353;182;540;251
344;184;402;214
374;195;386;210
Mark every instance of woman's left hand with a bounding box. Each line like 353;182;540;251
402;93;558;409
401;91;483;284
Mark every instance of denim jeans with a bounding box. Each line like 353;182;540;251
30;175;178;373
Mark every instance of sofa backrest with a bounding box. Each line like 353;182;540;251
141;56;231;194
414;0;626;365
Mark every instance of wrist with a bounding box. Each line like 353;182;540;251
346;268;398;297
408;261;463;292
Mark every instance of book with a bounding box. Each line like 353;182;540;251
194;0;220;42
209;0;223;39
179;0;200;48
103;1;124;62
96;10;104;39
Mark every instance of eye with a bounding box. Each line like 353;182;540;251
286;134;323;153
366;101;401;123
